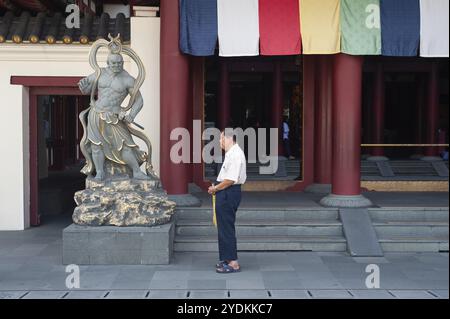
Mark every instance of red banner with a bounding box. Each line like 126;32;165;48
259;0;301;55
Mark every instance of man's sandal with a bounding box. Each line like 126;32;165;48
216;263;241;274
216;261;228;268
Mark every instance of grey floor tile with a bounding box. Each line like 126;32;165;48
187;280;226;290
105;290;149;299
149;280;188;289
429;290;449;299
9;244;49;257
226;279;265;290
309;289;353;299
64;290;109;299
229;290;270;299
152;271;191;281
110;279;153;290
78;273;120;290
269;290;310;299
259;264;295;271
0;291;28;299
263;278;304;290
335;278;373;290
388;290;437;299
147;290;188;299
21;290;67;299
349;289;395;299
352;257;390;264
188;270;229;280
188;290;228;299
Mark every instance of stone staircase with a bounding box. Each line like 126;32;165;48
206;159;448;181
362;159;449;180
174;206;449;253
206;160;302;181
174;207;347;252
368;207;449;252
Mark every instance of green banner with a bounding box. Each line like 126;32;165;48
341;0;382;55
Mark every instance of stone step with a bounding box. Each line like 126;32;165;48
373;222;449;238
243;167;300;172
176;221;343;237
392;170;436;174
174;235;347;252
176;208;339;221
205;176;300;181
379;238;449;252
368;208;449;222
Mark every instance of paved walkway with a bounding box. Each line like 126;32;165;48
0;215;448;299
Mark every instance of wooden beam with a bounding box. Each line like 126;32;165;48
11;76;83;87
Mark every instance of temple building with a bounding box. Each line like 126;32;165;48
0;0;448;245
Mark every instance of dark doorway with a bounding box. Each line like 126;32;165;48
204;56;303;181
37;95;88;222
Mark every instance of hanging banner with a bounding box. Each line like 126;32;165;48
419;0;449;57
341;0;381;55
299;0;341;54
380;0;420;56
217;0;260;57
179;0;218;56
259;0;301;55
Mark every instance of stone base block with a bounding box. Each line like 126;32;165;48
319;194;373;208
168;194;202;207
62;222;174;265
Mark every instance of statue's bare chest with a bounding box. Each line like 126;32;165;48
98;74;127;96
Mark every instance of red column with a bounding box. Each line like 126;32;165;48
314;55;332;184
424;61;440;157
271;60;283;155
160;0;191;195
217;59;231;130
331;54;363;196
371;62;385;157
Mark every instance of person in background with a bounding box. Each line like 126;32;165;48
282;116;295;160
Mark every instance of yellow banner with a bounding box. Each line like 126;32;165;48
300;0;341;54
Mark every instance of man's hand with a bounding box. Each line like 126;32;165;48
119;111;134;124
208;185;216;195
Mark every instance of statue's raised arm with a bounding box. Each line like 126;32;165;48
78;73;96;95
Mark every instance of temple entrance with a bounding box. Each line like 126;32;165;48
35;95;88;225
203;56;304;184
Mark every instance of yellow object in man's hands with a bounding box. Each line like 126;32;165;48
211;183;217;227
212;192;217;227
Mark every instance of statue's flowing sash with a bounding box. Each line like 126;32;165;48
79;35;157;179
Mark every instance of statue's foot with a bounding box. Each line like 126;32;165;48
133;170;150;180
94;171;105;180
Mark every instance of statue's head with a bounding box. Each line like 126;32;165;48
107;53;124;73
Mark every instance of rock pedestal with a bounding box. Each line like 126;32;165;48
72;162;176;227
63;162;176;264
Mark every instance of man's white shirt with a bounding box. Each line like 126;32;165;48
217;144;247;185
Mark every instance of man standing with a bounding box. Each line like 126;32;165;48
208;130;247;273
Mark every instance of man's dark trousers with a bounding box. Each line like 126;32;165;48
215;183;242;261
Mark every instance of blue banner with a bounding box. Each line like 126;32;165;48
380;0;420;56
180;0;218;56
